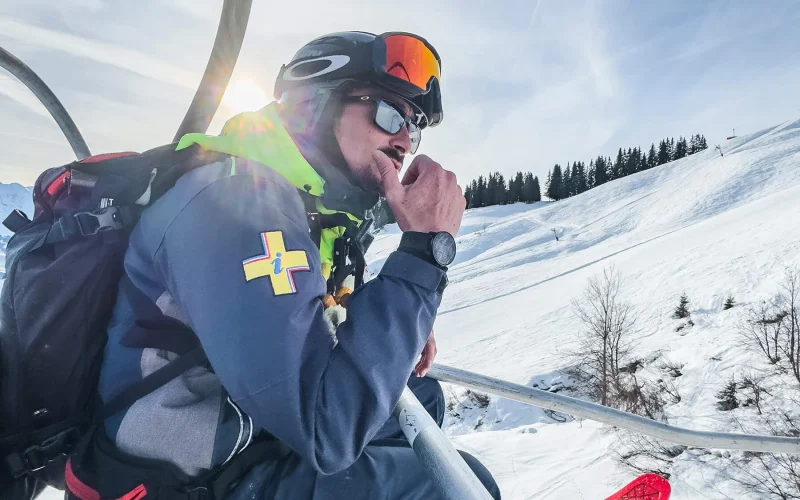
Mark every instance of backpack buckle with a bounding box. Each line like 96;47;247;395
185;486;210;500
4;427;78;478
74;206;128;236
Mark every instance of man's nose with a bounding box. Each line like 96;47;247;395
389;124;411;155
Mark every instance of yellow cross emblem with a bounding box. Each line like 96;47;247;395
242;231;310;295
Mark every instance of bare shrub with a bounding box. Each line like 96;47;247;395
739;371;770;415
616;432;687;479
739;268;800;383
569;265;637;407
465;389;490;408
658;359;684;378
722;411;800;499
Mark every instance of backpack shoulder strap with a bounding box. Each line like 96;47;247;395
100;345;208;420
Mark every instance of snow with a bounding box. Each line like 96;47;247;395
367;119;800;498
18;118;800;499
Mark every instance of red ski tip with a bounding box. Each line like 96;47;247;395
605;473;671;500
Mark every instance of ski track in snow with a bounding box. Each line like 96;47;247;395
20;119;800;499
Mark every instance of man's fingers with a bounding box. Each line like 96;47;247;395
374;151;402;200
400;156;428;186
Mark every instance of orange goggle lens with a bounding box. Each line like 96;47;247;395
383;35;441;91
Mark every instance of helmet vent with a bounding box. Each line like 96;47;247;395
291;60;332;78
283;55;352;81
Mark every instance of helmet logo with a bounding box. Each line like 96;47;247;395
283;55;351;81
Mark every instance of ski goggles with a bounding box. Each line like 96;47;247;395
275;32;443;128
344;95;422;153
381;33;441;95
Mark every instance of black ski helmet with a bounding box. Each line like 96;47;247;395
274;31;443;135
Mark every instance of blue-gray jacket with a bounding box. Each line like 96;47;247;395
97;108;444;477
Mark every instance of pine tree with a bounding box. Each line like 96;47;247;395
689;135;699;155
576;162;588;194
464;183;473;209
674;136;688;160
494;172;507;205
569;162;579;197
562;162;572;198
699;135;708;150
612;148;625;180
668;137;675;160
507;172;519;203
724;295;735;310
533;176;541;202
545;171;551;198
673;293;691;319
489;172;498;206
513;171;524;203
647;144;657;169
486;173;497;207
521;173;533;203
625;147;639;176
522;172;538;203
587;160;596;189
594;156;608;186
547;164;564;201
657;140;669;165
716;377;739;411
476;175;486;208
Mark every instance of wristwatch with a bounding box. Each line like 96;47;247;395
397;231;457;269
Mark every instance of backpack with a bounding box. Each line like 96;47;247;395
0;142;369;500
0;142;227;496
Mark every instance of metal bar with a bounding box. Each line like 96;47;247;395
428;363;800;454
0;45;91;160
173;0;253;141
394;386;494;500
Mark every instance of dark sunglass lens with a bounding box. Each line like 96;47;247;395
374;100;405;134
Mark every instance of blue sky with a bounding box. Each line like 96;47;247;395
1;0;799;187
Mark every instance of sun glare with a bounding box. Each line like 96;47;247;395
220;79;269;116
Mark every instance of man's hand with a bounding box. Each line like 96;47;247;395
414;330;437;377
375;152;465;237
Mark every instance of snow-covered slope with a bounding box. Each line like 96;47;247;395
368;119;800;499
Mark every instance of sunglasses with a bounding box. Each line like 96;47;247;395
345;95;422;154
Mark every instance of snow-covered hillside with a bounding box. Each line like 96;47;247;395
367;119;800;499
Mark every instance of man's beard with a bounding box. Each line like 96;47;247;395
355;148;404;194
379;147;402;165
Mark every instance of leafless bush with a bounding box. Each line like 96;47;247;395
721;410;800;499
614;374;674;421
778;269;800;385
465;389;490;409
739;268;800;383
569;265;637;407
616;431;687;479
741;299;784;364
739;371;771;415
658;378;682;404
658;359;684;378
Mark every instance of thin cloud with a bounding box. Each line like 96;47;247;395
0;16;197;89
0;74;51;118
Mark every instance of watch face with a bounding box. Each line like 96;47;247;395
431;232;457;266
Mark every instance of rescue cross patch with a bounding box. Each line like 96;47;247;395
242;231;310;295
